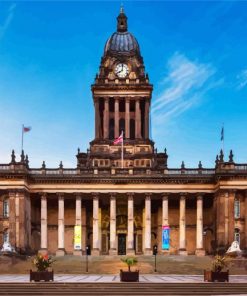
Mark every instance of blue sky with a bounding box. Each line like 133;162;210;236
0;1;247;168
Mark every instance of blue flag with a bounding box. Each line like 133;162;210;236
221;127;224;141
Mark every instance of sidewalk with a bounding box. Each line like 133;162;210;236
0;274;247;283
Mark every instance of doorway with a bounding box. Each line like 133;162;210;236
118;234;126;255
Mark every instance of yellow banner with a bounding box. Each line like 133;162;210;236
74;225;81;250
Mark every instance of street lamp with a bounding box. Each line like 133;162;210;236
153;244;158;272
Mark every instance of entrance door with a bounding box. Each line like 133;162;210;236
118;234;126;255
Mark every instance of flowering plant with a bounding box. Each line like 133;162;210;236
212;255;227;272
32;253;55;271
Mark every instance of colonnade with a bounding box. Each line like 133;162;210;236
95;97;150;139
39;193;205;256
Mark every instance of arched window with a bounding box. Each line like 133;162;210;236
234;228;240;244
234;198;240;219
3;229;9;243
3;199;9;218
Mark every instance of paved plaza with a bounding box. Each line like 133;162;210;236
0;274;247;283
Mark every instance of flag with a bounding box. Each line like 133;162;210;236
221;126;224;141
113;131;123;145
23;126;31;133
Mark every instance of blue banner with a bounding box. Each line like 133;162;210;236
162;226;170;250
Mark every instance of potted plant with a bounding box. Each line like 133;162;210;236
204;255;229;282
120;257;139;282
30;253;55;282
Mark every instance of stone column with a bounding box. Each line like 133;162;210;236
74;195;82;256
103;97;109;139
228;190;235;244
135;99;141;139
92;194;100;255
95;99;100;139
109;194;117;255
215;191;226;246
15;192;20;251
161;195;169;254
179;195;187;255
144;99;150;139
195;195;205;256
114;98;119;138
144;194;152;255
125;99;130;139
224;192;229;245
8;191;16;248
245;191;247;248
40;193;48;254
127;193;135;255
81;206;86;254
56;194;65;256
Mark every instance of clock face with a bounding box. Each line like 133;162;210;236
114;63;129;78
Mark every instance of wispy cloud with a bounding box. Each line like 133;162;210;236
237;69;247;90
152;52;216;126
0;3;16;40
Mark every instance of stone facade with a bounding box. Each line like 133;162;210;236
0;9;247;256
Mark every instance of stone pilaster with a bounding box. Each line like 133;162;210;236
8;191;16;248
135;99;141;139
40;193;48;254
109;194;117;255
179;195;187;255
144;99;150;139
82;206;86;254
73;195;82;256
228;190;235;244
15;192;20;250
56;193;65;256
215;191;226;246
195;195;205;256
127;193;135;255
245;191;247;248
114;98;119;138
125;99;130;139
92;194;100;255
103;97;109;139
144;194;152;255
162;194;169;254
95;99;100;139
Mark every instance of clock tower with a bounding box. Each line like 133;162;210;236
83;8;166;169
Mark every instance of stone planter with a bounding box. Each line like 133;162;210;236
120;270;139;282
30;270;54;282
204;270;229;282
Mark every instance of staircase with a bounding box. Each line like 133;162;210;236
0;282;247;295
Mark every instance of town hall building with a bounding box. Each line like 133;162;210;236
0;9;247;256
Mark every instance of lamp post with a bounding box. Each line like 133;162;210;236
153;244;158;272
86;246;89;273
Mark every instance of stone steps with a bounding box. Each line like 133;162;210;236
0;283;247;295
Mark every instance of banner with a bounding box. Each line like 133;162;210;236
74;225;81;250
162;225;170;250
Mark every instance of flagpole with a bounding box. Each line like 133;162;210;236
121;131;124;169
21;124;24;152
222;123;224;155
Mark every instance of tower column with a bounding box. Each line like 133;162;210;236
144;99;150;139
92;194;100;255
135;98;141;139
196;195;205;256
95;99;100;139
40;193;48;254
103;97;109;139
56;193;65;256
179;195;187;255
114;97;119;138
125;98;130;139
127;193;135;255
144;194;152;255
74;195;82;256
109;194;117;255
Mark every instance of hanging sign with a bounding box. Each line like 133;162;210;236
74;225;81;250
162;225;170;250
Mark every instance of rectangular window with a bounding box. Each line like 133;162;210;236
234;199;240;219
3;200;9;218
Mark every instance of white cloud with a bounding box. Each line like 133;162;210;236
237;69;247;90
0;3;16;40
152;52;216;127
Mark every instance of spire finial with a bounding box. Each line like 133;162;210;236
117;5;127;32
120;3;124;14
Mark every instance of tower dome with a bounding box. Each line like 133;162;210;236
104;8;140;56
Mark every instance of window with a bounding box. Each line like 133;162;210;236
3;230;9;243
234;228;240;244
234;199;240;219
3;199;9;218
